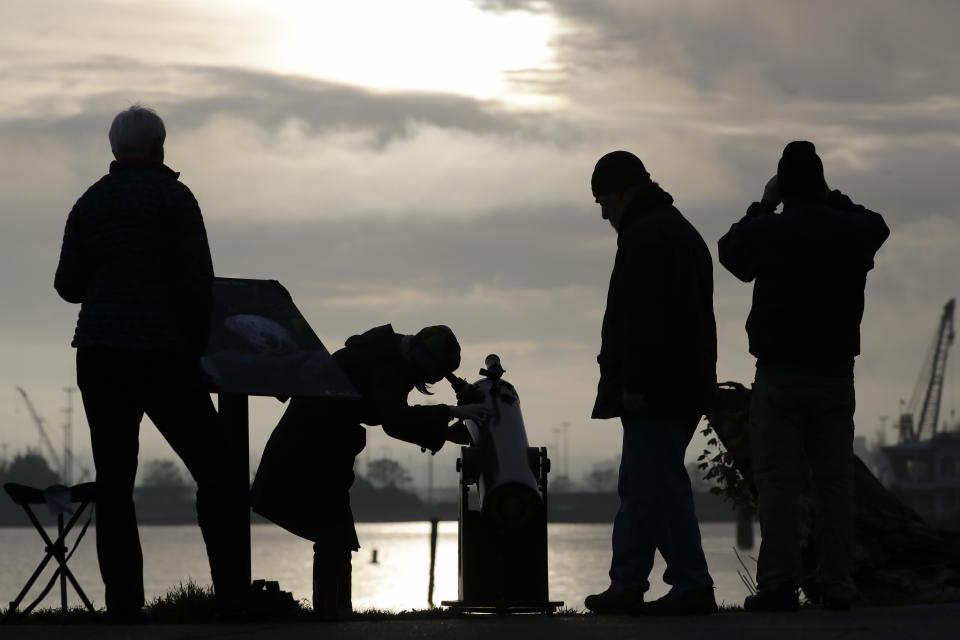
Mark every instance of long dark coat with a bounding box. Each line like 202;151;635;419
251;325;451;548
54;159;213;355
593;185;718;419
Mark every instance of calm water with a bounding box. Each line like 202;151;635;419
0;522;759;612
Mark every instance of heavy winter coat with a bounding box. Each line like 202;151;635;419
717;191;889;369
251;325;452;545
593;185;718;419
54;160;213;355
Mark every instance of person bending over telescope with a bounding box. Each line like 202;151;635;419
251;324;488;620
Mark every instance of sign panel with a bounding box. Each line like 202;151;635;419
201;277;359;399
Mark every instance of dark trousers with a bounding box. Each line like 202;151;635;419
77;348;248;612
609;411;713;593
750;366;856;597
313;544;352;619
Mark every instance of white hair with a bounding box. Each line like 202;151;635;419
108;104;166;160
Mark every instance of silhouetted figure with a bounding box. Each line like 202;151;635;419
250;324;487;620
54;105;247;620
718;141;889;612
584;151;718;616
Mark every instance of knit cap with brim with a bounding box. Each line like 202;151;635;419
414;325;461;376
591;150;650;198
777;140;827;198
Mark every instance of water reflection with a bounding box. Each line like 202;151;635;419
0;522;759;611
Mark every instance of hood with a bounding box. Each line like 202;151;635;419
343;324;400;352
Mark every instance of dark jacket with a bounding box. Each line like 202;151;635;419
717;191;889;368
251;325;451;543
333;324;451;451
593;185;718;419
54;160;213;355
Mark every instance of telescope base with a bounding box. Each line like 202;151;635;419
440;600;564;615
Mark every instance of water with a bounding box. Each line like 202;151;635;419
0;522;759;612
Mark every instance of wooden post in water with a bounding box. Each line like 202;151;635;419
428;517;439;607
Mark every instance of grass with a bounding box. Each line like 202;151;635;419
4;581;960;624
1;581;580;624
1;580;310;625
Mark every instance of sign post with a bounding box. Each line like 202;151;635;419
217;392;251;586
203;277;360;587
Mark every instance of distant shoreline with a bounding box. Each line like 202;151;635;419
0;490;739;527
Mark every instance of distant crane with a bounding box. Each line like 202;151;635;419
15;386;91;483
898;298;956;443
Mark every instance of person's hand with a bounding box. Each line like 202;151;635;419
446;420;474;446
621;391;648;414
450;403;491;423
761;175;780;206
454;381;484;404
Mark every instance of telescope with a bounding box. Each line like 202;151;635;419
441;355;563;614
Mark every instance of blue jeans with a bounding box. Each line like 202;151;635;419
750;366;856;596
609;411;713;593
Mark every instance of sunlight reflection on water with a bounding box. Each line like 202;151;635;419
0;521;759;612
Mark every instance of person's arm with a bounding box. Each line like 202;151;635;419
54;199;88;304
616;231;669;406
827;190;890;255
171;185;214;355
379;399;452;452
718;175;781;282
717;200;779;282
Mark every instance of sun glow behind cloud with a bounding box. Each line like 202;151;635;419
233;0;561;105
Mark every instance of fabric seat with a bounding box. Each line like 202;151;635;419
2;482;97;620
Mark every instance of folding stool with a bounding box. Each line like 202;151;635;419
2;482;97;620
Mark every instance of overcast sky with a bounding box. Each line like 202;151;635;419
2;0;959;488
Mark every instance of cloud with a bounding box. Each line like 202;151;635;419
4;0;960;477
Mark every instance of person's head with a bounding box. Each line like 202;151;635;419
591;150;650;231
108;104;166;162
776;140;827;203
406;325;461;392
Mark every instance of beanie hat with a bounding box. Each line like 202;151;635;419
777;140;827;198
591;150;650;198
413;325;461;376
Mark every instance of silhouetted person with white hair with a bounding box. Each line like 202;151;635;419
55;105;246;621
584;151;718;616
718;141;889;611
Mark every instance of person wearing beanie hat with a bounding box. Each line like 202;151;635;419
718;142;889;612
251;323;487;619
584;151;718;616
776;140;828;201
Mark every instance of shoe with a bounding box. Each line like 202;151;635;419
584;585;645;614
640;586;717;616
216;596;251;623
820;584;857;611
744;585;799;612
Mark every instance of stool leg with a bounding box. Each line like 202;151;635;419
4;504;57;620
58;514;67;614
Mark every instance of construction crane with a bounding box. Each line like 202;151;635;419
15;386;91;483
898;298;956;443
15;386;63;475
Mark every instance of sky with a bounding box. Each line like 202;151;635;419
2;0;960;489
